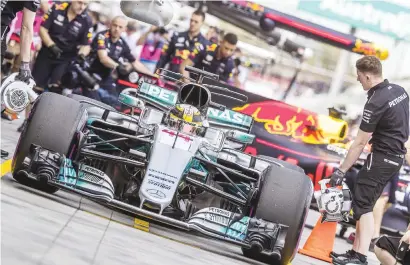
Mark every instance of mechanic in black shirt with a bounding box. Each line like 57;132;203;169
1;0;40;82
156;9;209;76
329;56;409;265
85;15;154;107
180;32;240;85
31;0;93;94
1;0;40;158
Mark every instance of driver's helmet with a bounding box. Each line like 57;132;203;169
170;104;204;125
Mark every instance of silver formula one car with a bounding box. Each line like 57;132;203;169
11;66;313;265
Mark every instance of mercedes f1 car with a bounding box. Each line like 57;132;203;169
11;66;313;265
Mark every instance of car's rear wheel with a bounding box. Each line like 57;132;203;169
242;164;313;265
12;92;86;194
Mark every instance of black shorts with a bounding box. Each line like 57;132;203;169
375;235;410;263
352;151;404;220
31;47;70;89
382;171;400;203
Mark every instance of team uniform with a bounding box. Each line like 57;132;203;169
86;29;136;107
189;43;235;82
156;30;209;75
31;2;92;91
1;0;40;64
352;79;409;221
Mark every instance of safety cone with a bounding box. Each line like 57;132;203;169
298;215;337;263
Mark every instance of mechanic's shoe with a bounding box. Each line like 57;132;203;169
333;252;367;265
346;232;355;244
17;119;28;132
330;249;355;260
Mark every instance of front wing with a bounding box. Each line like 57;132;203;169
21;153;288;260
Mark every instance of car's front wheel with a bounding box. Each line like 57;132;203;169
12;92;86;194
242;163;313;265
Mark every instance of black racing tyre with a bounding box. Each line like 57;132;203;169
257;155;305;174
242;165;313;265
67;94;115;111
12;92;86;194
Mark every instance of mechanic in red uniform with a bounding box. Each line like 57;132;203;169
31;0;92;94
180;32;241;87
16;0;93;133
155;9;210;77
84;16;154;107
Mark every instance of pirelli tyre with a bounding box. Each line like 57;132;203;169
257;155;305;173
242;165;313;265
12;93;86;194
67;94;115;111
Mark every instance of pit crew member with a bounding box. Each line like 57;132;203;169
180;32;241;86
4;0;51;74
328;55;409;265
155;9;209;75
85;15;154;107
1;0;39;81
16;0;92;132
31;0;93;94
1;0;40;158
374;223;410;265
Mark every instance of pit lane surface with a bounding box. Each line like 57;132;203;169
1;119;382;265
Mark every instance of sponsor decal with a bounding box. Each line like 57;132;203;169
207;108;252;128
362;109;372;123
234;102;324;141
389;92;408;108
147;179;171;190
81;165;105;176
146;189;166;199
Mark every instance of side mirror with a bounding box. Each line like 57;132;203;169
203;127;225;152
120;0;174;27
118;92;145;109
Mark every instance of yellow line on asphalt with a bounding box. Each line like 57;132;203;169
0;159;12;177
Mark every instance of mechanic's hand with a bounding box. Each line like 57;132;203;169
329;168;345;187
15;62;33;84
401;230;410;245
48;44;63;59
116;63;128;76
